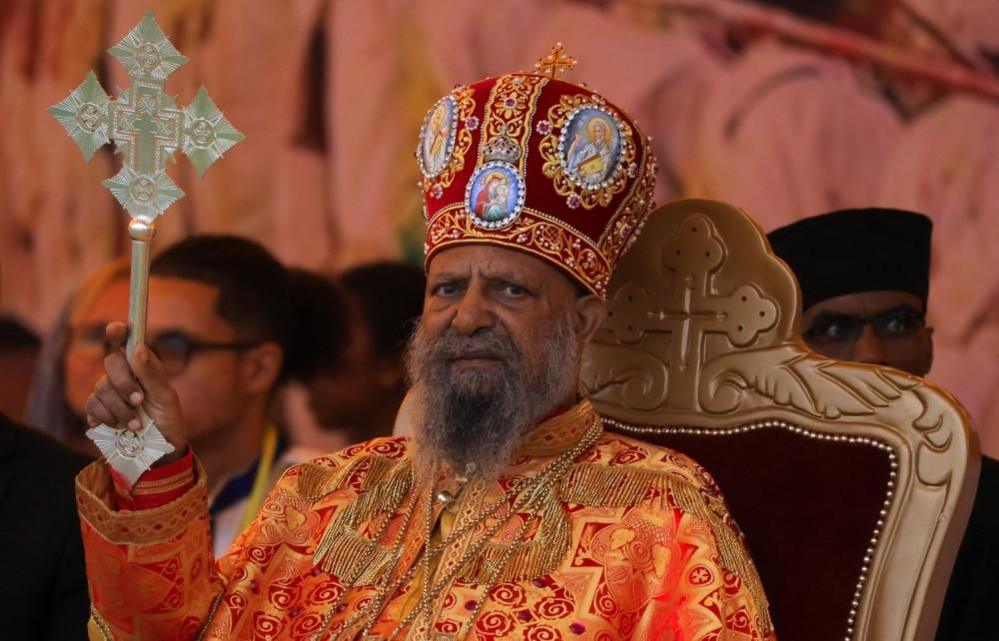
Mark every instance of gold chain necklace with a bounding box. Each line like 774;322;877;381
314;415;603;641
309;487;421;641
384;416;603;640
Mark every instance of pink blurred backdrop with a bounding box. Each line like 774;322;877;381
2;0;997;455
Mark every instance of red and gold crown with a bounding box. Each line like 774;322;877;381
419;44;657;298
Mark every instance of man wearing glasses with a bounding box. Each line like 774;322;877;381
769;208;998;641
91;236;335;556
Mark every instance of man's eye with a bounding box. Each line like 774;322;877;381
883;317;908;334
813;322;847;340
431;282;459;297
877;309;924;336
806;320;855;342
501;283;528;297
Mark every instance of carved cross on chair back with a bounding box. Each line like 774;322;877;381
581;199;980;641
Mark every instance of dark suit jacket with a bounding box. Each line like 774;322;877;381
936;455;999;641
0;414;90;640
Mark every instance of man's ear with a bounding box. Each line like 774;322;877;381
242;342;284;394
572;294;607;344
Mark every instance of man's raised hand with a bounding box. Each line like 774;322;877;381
84;322;188;466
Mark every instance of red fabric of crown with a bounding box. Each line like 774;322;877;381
419;46;657;298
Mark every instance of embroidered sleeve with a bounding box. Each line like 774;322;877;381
78;438;411;640
77;457;220;641
110;448;196;510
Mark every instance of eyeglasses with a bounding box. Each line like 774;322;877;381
146;331;261;376
69;325;260;377
804;306;926;345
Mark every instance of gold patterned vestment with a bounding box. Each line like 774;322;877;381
77;401;775;640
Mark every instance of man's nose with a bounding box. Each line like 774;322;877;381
451;287;494;336
851;325;887;366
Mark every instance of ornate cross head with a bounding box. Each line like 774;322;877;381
48;10;244;224
534;42;577;80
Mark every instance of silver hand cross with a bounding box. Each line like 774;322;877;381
49;11;244;487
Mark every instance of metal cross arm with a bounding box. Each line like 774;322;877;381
48;11;243;215
48;10;244;487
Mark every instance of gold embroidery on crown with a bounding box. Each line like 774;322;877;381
560;462;773;635
480;127;522;164
426;205;611;296
478;74;548;174
539;94;635;209
597;139;657;264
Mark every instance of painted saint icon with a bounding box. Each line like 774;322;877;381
466;163;523;228
420;97;456;177
562;107;622;187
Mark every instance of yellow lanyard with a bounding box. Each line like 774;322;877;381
238;422;279;532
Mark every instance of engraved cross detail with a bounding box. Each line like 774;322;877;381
48;10;244;224
603;214;778;408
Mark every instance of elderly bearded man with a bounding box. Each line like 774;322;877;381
77;56;774;641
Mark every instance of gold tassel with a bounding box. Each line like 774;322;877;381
560;462;672;508
311;456;414;577
297;458;365;502
560;462;773;635
459;492;571;584
315;529;395;584
327;458;413;531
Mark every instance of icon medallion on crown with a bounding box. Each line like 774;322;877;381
559;105;624;190
465;126;526;229
418;95;458;179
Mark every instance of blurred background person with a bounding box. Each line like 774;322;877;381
276;267;353;453
305;261;425;443
1;261;90;639
0;316;41;423
140;236;338;555
77;236;346;556
1;417;89;639
769;207;999;641
25;260;130;456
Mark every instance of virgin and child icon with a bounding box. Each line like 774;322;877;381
467;163;523;228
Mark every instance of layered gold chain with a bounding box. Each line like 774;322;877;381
312;415;602;641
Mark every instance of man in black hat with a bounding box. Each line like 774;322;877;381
769;207;998;641
769;208;934;375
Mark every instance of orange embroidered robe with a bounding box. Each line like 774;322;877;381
77;401;775;640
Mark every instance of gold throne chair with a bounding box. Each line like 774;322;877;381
580;199;980;641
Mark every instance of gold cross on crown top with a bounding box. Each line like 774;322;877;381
534;42;577;80
48;10;244;224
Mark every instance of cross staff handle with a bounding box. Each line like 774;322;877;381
126;219;155;360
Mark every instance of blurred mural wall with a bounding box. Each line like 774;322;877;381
2;0;998;455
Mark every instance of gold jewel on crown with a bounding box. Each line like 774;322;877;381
481;124;521;165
